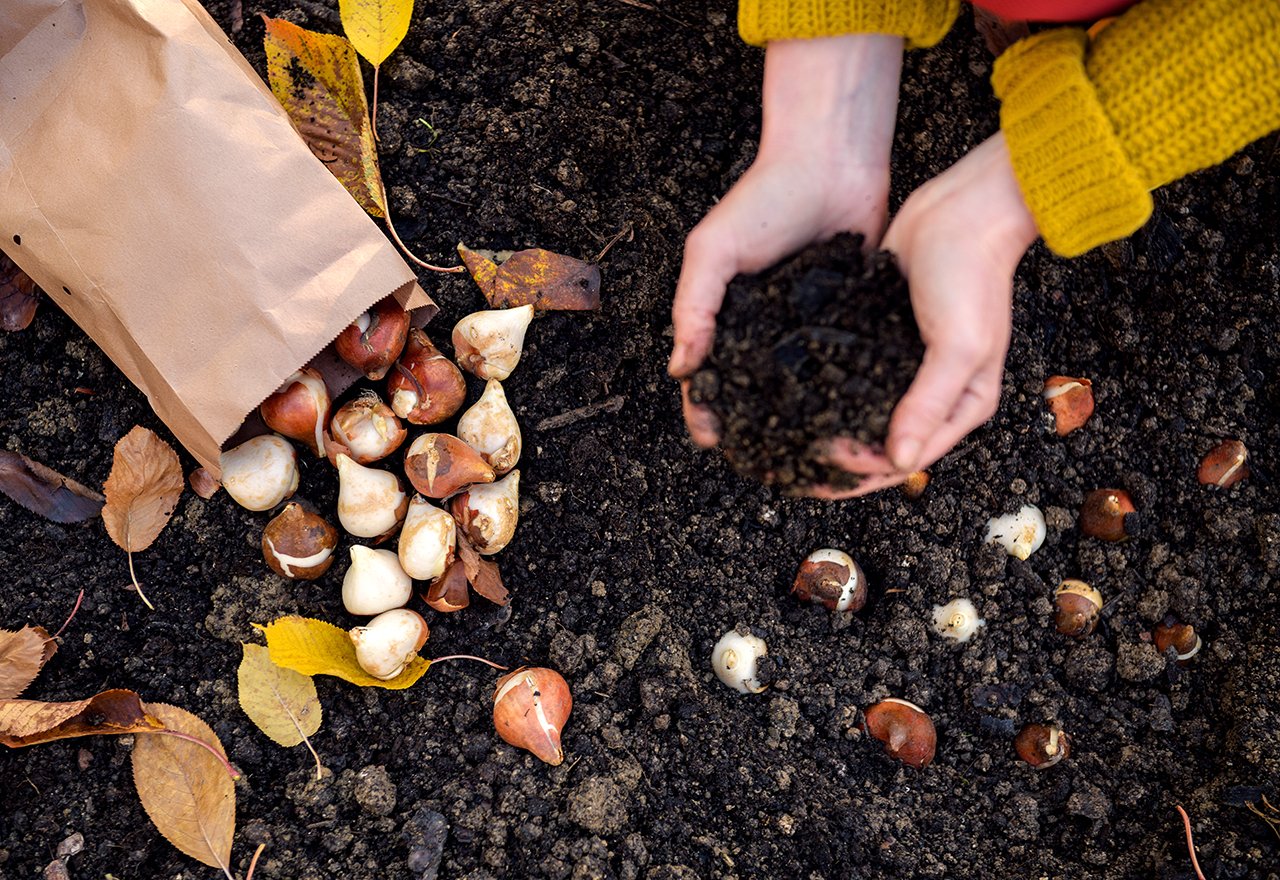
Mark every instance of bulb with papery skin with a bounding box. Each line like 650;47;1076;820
349;608;428;679
404;433;495;499
335;297;410;380
221;435;299;512
1054;579;1102;638
262;503;338;580
398;495;457;581
342;545;413;615
335;453;408;539
425;560;470;612
792;548;866;612
492;667;572;765
457;379;522;474
863;698;936;769
452;304;534;380
260;367;331;457
330;393;406;464
451;470;519;555
387;329;467;425
1015;723;1071;769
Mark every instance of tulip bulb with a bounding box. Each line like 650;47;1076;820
452;304;534;380
1014;723;1071;769
863;698;936;769
792;548;866;612
221;434;300;512
932;598;985;643
335;296;410;380
387;329;467;425
398;495;457;581
1079;489;1137;542
493;667;572;765
1054;579;1102;638
425;560;470;613
404;433;495;499
262;503;338;580
335;453;408;539
349;608;428;680
450;470;519;555
985;504;1046;560
711;630;768;694
457;379;522;474
342;545;413;615
330;393;406;464
260;367;331;457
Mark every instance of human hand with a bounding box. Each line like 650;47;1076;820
821;132;1039;495
668;33;905;447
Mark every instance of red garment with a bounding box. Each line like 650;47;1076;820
972;0;1137;20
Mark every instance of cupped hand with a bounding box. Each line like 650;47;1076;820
668;33;905;448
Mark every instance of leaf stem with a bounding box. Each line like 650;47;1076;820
269;680;323;780
244;843;266;880
127;550;155;611
372;65;381;141
141;728;240;781
378;182;465;274
429;654;509;671
53;589;85;638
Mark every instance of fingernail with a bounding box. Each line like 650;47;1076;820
891;438;921;472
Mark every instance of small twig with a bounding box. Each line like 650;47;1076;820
421;190;475;209
1175;805;1207;880
1245;795;1280;843
610;0;693;28
535;396;625;432
53;589;85;638
244;843;266;880
142;729;240;781
126;550;155;611
430;654;510;671
592;221;633;263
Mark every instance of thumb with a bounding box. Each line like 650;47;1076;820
669;223;738;378
886;343;981;472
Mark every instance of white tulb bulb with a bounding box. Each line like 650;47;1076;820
711;630;768;694
931;598;985;643
457;378;522;474
349;608;429;680
335;453;408;539
220;434;300;512
450;470;520;555
341;545;413;616
397;495;456;581
452;304;534;380
985;504;1046;560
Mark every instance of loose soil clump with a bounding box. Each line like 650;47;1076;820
690;234;922;491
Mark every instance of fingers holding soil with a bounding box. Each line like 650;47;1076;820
680;381;720;448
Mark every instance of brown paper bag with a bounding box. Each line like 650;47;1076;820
0;0;435;475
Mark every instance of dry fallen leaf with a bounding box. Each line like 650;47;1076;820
102;426;184;609
237;644;323;776
188;467;221;500
257;616;430;689
0;451;105;523
339;0;414;130
133;703;236;873
0;252;39;332
0;626;55;700
459;244;602;311
455;527;509;606
263;16;386;218
0;689;163;747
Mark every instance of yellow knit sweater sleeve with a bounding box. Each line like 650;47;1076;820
738;0;960;49
992;0;1280;258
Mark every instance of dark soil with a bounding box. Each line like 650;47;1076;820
688;234;921;492
2;2;1279;879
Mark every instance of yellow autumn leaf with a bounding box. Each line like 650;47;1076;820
262;16;387;217
340;0;414;67
237;644;322;747
256;616;430;690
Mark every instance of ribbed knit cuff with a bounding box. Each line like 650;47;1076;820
738;0;960;49
992;29;1151;258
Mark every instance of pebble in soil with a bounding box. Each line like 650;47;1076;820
689;233;922;492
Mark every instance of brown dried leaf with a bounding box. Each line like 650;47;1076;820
0;626;55;700
455;527;509;606
188;467;221;500
102;427;184;553
0;451;105;523
459;244;601;311
0;689;163;747
133;703;236;872
0;252;39;332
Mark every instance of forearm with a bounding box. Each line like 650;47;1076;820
993;0;1280;257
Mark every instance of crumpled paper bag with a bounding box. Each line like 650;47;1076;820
0;0;435;475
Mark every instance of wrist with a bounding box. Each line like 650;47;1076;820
759;34;903;170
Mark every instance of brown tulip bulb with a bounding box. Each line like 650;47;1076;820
1197;440;1248;488
1042;376;1094;436
1014;723;1071;769
404;433;496;499
450;470;520;555
1153;616;1202;662
493;667;572;766
387;328;467;425
862;698;936;769
261;502;339;580
1079;489;1137;542
329;393;406;464
335;296;411;381
1054;580;1103;638
260;367;331;457
791;549;866;613
901;471;930;500
424;560;470;613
